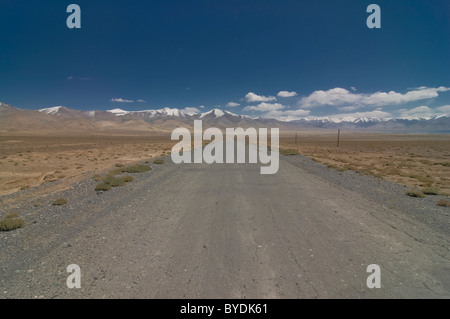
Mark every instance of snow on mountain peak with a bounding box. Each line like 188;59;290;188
200;109;232;118
107;108;130;116
161;107;181;117
39;106;65;115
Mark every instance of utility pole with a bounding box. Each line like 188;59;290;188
337;129;341;148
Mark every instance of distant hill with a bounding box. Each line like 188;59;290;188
0;102;449;135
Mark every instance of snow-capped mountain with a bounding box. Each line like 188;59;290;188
199;109;226;118
107;108;130;116
106;107;189;118
0;103;447;133
39;106;65;115
103;107;247;121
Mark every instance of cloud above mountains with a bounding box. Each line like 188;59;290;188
299;87;450;108
245;92;277;103
397;105;450;119
100;85;450;122
239;86;450;121
277;91;298;98
111;98;134;103
226;102;240;107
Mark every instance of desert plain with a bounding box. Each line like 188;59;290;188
0;131;449;201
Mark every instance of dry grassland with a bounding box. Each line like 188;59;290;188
280;132;450;195
0;134;173;196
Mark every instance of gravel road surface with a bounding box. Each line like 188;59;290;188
1;151;449;299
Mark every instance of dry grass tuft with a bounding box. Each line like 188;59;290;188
422;187;441;195
279;148;299;156
437;199;450;207
53;198;68;206
0;213;25;231
406;190;426;198
95;182;112;191
124;164;152;173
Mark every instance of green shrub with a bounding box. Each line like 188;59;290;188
53;198;68;206
0;214;25;231
103;175;126;187
153;159;165;165
108;168;125;176
279;148;299;156
124;165;152;173
122;176;134;183
95;183;112;191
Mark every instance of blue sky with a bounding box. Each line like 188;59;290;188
0;0;449;120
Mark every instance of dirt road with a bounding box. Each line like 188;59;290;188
1;152;449;298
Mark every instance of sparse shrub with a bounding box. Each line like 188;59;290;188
103;175;126;187
280;148;299;156
115;163;125;168
109;168;125;176
124;164;152;173
406;190;426;198
422;187;440;195
153;159;165;165
437;199;450;207
122;176;134;183
95;183;112;191
93;174;103;182
0;213;25;231
53;198;68;206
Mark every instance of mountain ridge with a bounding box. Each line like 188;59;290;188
1;102;449;134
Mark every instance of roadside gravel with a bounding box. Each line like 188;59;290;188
284;155;450;235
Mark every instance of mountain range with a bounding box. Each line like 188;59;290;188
1;102;449;135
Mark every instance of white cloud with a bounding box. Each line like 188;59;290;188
277;91;298;98
308;110;393;121
350;87;357;92
300;86;450;108
181;107;200;115
111;98;134;103
243;102;310;121
245;92;277;103
338;106;358;112
243;102;285;112
397;105;450;120
67;76;74;80
226;102;240;107
263;109;311;121
199;105;206;109
436;105;450;113
398;106;432;119
300;88;360;108
137;99;146;103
